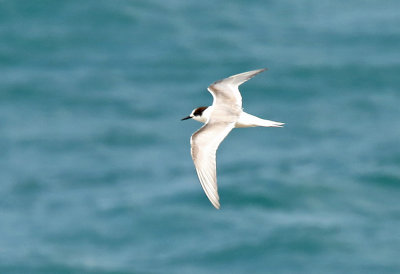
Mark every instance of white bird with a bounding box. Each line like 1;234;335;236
182;69;284;209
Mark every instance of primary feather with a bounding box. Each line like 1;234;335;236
190;69;267;209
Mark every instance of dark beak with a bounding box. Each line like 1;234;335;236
181;116;192;121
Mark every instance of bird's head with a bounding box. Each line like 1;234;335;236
181;106;209;123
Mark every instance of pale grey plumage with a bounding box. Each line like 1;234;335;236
190;69;267;209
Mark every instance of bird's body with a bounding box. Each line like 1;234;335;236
191;107;284;128
182;69;284;209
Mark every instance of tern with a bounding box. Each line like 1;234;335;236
182;69;284;209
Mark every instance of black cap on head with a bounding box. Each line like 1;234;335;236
193;106;208;117
181;106;208;121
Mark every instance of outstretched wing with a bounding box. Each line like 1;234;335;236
190;121;235;209
207;68;267;108
190;69;267;208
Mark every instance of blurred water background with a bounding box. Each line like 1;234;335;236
1;0;400;273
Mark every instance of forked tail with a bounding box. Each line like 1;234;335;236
260;119;285;127
236;112;285;128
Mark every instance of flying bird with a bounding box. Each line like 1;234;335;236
182;69;284;209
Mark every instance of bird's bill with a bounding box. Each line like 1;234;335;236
181;116;192;121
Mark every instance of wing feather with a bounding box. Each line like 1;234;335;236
190;69;267;208
207;68;267;108
191;122;235;209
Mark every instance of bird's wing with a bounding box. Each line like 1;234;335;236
191;121;236;209
190;69;267;208
207;68;267;108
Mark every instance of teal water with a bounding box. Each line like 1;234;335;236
1;0;400;273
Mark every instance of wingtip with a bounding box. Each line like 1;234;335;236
251;68;267;74
209;196;220;209
255;68;267;73
250;68;268;77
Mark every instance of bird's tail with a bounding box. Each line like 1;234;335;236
258;119;285;127
236;112;284;128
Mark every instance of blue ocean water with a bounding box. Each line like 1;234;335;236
1;0;400;273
